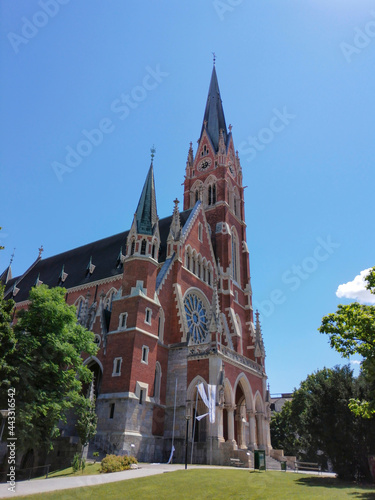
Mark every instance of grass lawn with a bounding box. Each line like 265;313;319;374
34;462;102;479
19;469;375;499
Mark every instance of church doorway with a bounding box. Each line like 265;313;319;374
234;384;247;448
191;390;207;443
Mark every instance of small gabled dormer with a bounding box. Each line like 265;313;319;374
58;265;68;285
86;256;95;277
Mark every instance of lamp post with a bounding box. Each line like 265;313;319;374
185;402;191;470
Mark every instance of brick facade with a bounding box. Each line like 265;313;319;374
4;65;271;464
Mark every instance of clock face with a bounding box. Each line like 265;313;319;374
198;158;212;171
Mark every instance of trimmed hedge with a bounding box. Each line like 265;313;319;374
100;454;138;473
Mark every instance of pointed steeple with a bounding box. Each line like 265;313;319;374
254;310;265;359
135;155;158;235
200;65;227;152
168;199;181;242
0;264;12;285
187;142;194;166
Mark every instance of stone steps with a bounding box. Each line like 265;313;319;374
266;455;285;471
228;450;288;471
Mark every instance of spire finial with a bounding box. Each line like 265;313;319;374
38;245;44;258
212;52;216;66
173;198;179;207
150;145;156;163
9;248;15;266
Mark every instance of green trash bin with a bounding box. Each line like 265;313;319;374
254;450;266;471
281;461;287;472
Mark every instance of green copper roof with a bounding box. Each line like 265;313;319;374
200;66;227;152
135;163;158;235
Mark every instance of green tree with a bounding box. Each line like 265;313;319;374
270;401;299;456
76;397;98;450
0;284;16;394
3;285;98;452
319;267;375;418
272;366;375;480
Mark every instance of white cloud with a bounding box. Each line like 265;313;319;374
336;268;375;304
349;360;361;365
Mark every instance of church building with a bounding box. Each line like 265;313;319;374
2;65;271;465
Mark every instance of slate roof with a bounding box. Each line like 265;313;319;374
200;66;228;152
4;208;193;303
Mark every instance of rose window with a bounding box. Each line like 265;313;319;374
184;293;208;344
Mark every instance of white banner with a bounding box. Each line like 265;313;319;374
196;383;216;423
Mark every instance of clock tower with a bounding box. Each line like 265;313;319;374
183;64;254;357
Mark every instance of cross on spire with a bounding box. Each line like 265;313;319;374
9;248;15;265
150;145;156;163
212;52;216;66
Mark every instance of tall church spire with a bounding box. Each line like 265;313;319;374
200;65;227;152
135;156;158;235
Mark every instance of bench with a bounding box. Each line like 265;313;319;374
230;458;245;467
295;461;321;474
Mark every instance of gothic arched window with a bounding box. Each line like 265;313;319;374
75;297;84;319
105;289;117;312
141;239;147;255
231;231;239;283
208;183;216;205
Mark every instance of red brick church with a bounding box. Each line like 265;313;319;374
2;65;271;464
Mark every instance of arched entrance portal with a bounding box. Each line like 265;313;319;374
191;388;207;444
255;395;264;449
234;384;247;448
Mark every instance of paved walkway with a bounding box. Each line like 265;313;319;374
0;463;336;498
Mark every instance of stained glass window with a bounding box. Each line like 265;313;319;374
184;292;208;344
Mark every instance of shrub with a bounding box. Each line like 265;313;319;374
71;453;81;473
93;451;99;463
100;454;138;473
72;453;87;473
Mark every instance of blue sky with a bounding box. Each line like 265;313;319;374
1;1;374;393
